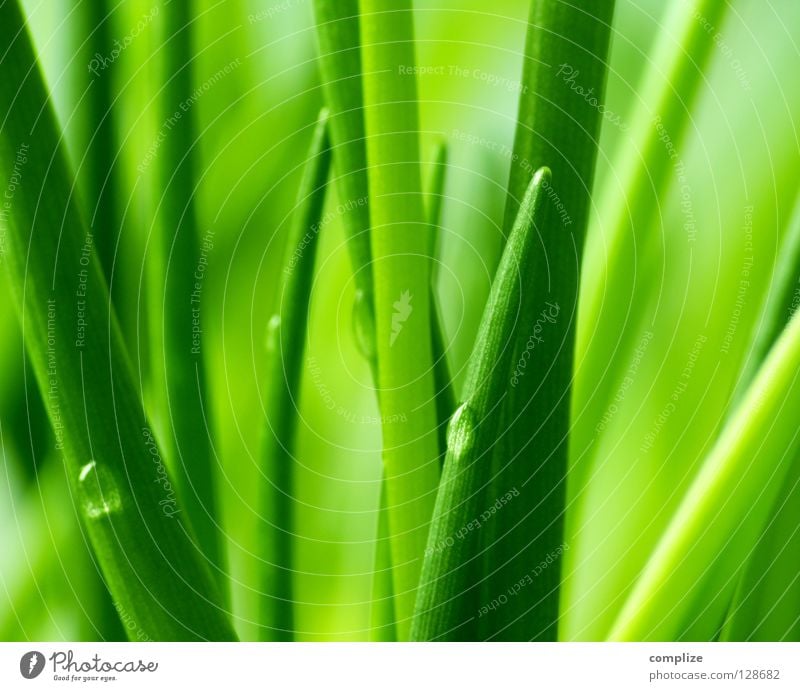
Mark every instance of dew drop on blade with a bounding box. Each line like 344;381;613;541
353;289;377;362
446;402;478;462
265;314;281;354
78;460;122;520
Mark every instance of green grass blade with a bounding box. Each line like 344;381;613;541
79;0;123;289
0;0;236;641
571;0;730;493
369;480;397;641
412;168;551;641
259;109;332;641
719;192;800;639
720;452;800;641
732;193;800;403
151;1;224;585
426;141;455;460
312;0;376;363
488;0;616;641
360;0;441;639
608;307;800;640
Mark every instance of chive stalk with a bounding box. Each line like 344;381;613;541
259;109;332;641
426;141;456;460
487;0;616;641
412;168;551;641
312;0;376;363
359;0;441;639
150;1;224;586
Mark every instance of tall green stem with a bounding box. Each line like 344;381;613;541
360;0;441;639
312;0;376;363
486;0;616;641
151;1;224;587
426;142;456;460
259;110;332;641
413;169;552;641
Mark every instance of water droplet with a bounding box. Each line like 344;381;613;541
78;460;122;520
265;314;281;354
446;402;478;462
352;289;377;362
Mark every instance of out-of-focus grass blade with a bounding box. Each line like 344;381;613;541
0;0;236;641
360;0;441;639
259;109;332;642
720;193;800;639
487;0;616;641
149;1;224;587
312;0;376;363
720;452;800;641
731;194;800;403
608;307;800;640
412;168;551;641
571;0;730;494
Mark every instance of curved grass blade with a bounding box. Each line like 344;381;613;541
0;0;236;641
720;452;800;641
488;0;616;641
259;109;332;641
312;0;376;364
360;0;442;639
412;168;551;641
731;193;800;404
720;193;800;639
608;307;800;640
571;0;730;495
150;1;224;587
